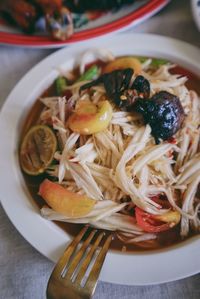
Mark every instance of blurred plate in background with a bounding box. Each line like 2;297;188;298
191;0;200;31
0;0;170;48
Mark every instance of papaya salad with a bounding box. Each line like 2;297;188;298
19;49;200;250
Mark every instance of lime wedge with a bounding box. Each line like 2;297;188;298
20;125;57;175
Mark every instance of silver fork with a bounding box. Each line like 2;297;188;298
46;226;113;299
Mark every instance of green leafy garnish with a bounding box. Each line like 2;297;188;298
138;57;169;67
151;58;169;67
77;65;99;82
55;77;67;96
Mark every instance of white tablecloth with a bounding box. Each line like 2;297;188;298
0;0;200;298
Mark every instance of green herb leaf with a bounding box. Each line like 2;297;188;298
55;77;67;96
138;57;169;67
77;65;99;82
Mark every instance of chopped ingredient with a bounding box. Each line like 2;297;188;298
68;100;113;134
103;56;141;74
39;179;95;217
77;65;99;82
20;125;57;175
132;91;185;143
55;76;67;96
153;210;181;224
80;68;134;108
131;75;150;98
150;58;169;67
138;57;169;67
135;207;180;233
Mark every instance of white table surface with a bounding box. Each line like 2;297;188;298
0;0;200;298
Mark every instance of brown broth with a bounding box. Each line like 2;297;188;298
20;61;200;252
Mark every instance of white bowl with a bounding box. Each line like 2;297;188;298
0;34;200;285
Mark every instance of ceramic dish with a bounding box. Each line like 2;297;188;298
0;34;200;285
0;0;170;48
191;0;200;31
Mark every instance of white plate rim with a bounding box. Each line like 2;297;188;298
0;33;200;285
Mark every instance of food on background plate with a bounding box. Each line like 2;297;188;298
19;49;200;250
0;0;137;40
66;0;136;12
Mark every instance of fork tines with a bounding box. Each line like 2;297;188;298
50;225;113;295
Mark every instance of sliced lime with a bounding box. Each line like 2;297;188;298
20;125;57;176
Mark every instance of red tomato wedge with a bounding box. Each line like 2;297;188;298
135;207;173;233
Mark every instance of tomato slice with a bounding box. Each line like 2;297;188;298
135;207;172;233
